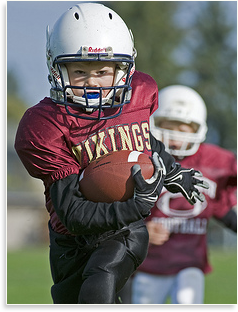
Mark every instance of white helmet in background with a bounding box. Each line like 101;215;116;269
46;2;137;120
150;85;208;157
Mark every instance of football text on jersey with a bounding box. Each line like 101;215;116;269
72;121;151;165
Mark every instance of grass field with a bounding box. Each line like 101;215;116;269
7;245;237;304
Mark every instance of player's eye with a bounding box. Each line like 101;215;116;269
97;70;107;75
74;70;85;75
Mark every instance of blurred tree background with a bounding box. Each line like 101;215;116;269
7;71;27;123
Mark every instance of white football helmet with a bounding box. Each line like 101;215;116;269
150;85;208;157
46;3;137;120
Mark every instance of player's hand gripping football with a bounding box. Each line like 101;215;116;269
164;163;209;205
132;152;165;216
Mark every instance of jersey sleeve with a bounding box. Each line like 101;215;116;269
212;151;237;219
150;133;175;172
149;78;158;116
14;105;80;186
130;71;158;116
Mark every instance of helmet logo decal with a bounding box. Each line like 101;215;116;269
122;65;135;82
50;66;60;80
88;47;107;53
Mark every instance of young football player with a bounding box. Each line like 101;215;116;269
14;4;208;304
131;85;237;304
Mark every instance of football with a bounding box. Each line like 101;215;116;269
79;150;154;202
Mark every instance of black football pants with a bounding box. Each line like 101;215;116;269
49;220;149;304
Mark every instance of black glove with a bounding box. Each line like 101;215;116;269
132;152;165;216
164;163;209;205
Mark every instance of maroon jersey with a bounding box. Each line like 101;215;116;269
138;143;237;275
15;71;158;234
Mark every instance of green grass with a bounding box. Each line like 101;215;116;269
7;246;53;304
7;246;237;304
204;247;237;304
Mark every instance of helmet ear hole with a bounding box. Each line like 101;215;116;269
74;12;79;20
109;12;112;19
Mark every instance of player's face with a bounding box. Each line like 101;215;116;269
66;61;116;98
159;120;196;151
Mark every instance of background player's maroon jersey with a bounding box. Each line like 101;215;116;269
138;143;237;275
15;71;158;234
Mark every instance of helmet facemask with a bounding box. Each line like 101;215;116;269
47;52;135;120
152;122;206;158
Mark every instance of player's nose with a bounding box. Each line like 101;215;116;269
169;139;182;150
85;75;98;87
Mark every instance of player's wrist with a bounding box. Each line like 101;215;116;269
134;196;155;217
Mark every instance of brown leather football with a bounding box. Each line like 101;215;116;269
79;150;154;202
